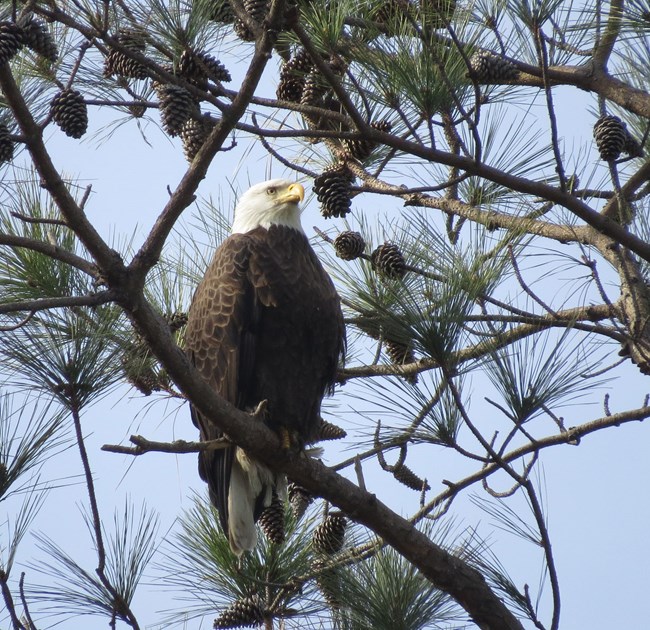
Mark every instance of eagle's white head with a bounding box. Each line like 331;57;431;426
231;179;305;234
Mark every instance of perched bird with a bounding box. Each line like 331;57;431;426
185;179;345;555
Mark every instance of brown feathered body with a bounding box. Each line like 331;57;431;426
185;182;344;554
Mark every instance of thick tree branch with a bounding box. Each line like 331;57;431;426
115;285;524;629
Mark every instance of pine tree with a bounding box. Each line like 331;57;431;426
0;2;649;629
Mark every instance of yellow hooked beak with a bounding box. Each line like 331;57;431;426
281;182;305;205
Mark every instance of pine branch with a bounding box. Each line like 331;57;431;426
0;293;115;316
0;233;97;276
418;403;650;523
338;301;622;381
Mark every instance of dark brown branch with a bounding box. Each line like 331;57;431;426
339;302;623;381
419;404;650;521
10;212;68;227
114;277;525;629
0;311;34;331
0;233;97;276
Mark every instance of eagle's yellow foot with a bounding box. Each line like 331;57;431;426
279;426;292;450
278;427;303;452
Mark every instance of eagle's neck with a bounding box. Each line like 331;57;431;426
231;208;304;235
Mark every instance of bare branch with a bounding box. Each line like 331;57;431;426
101;435;231;456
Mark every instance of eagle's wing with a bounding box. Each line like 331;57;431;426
185;233;266;533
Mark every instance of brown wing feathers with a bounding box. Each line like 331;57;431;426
185;234;256;532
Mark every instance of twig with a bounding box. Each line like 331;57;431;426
354;455;366;492
9;212;68;227
18;573;37;630
534;27;567;192
252;113;315;178
540;403;567;434
0;292;115;316
509;245;558;317
0;311;34;331
522;477;561;630
523;583;548;630
71;404;140;628
0;570;25;630
101;434;231;456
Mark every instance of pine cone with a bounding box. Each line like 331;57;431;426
155;84;199;137
121;338;163;396
0;122;15;163
371;242;406;279
233;18;255;41
244;0;270;23
300;68;328;107
624;132;644;158
313;163;355;219
384;336;414;366
276;47;313;102
312;513;346;555
469;51;519;82
258;493;285;544
233;0;270;40
0;22;24;65
393;464;430;491
344;119;392;162
375;0;413;25
18;16;57;62
103;30;147;80
121;356;159;396
180;115;216;162
166;311;188;332
288;482;313;520
334;230;365;260
50;89;88;139
593;115;627;161
213;595;265;628
419;0;457;29
209;1;236;23
317;419;347;441
384;337;417;383
179;48;231;89
313;559;342;609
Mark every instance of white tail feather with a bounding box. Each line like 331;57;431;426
228;448;284;556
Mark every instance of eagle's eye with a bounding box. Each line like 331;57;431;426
266;187;276;195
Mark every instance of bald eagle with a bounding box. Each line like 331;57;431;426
185;179;345;555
